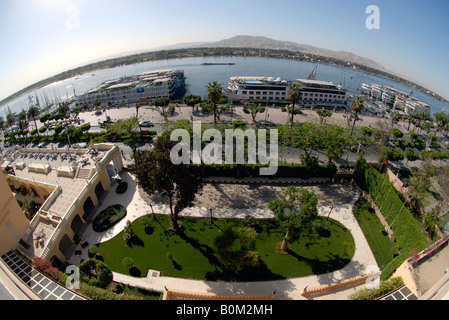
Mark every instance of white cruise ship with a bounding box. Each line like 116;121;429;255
75;69;185;108
224;67;347;109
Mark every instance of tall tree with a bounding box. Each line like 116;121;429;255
6;112;15;129
269;186;319;251
108;117;140;159
350;95;365;135
243;103;265;122
315;109;332;124
153;98;172;122
206;81;223;124
287;83;302;126
27;105;40;137
183;94;202;119
58;101;70;119
134;134;203;231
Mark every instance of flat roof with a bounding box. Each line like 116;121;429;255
295;79;335;86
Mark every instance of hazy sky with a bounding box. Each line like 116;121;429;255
1;0;448;101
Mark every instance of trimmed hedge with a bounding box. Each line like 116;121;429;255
92;204;127;232
192;162;337;179
354;158;428;280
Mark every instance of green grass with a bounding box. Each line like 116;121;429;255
352;196;397;269
420;185;440;208
96;214;355;281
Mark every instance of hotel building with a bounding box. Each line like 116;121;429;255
0;143;123;268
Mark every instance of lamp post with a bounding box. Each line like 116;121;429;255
209;207;213;224
326;206;334;221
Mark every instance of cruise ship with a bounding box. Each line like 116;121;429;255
224;67;347;109
74;69;185;108
360;83;431;117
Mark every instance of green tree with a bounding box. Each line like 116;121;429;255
391;127;404;140
153;98;171;121
322;124;351;163
214;226;260;269
6;112;15;129
108;118;140;158
360;126;373;137
405;147;419;165
350;95;365;135
315;109;332;124
27;105;40;137
243;103;265;122
390;111;401;125
134;134;203;232
183;94;202;118
58;101;70;119
206;81;223;124
268;185;319;251
287;83;302;126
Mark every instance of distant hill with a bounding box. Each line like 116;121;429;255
190;35;388;72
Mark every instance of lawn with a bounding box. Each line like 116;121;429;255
352;196;397;269
95;214;355;281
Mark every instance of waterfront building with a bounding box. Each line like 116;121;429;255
292;79;347;108
225;76;289;102
74;69;185;108
360;83;431;117
0;143;123;268
225;73;347;108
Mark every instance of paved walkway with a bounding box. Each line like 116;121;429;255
67;172;379;300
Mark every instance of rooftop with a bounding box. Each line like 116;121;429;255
1;143;121;259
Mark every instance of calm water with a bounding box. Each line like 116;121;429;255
3;56;448;116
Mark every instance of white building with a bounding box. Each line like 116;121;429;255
225;75;347;108
75;69;185;108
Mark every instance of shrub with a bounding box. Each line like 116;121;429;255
391;128;404;139
349;277;404;300
116;181;128;194
92;204;127;232
32;257;64;284
79;259;113;289
383;147;404;161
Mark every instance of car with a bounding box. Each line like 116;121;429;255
139;121;154;127
99;120;114;128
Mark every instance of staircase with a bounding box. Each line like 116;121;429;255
76;168;92;180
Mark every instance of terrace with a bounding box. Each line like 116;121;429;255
1;143;123;262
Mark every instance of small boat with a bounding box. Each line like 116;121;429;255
201;62;235;66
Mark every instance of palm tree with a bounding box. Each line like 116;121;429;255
6;112;15;129
391;110;400;126
206;81;223;124
287;83;302;126
0;116;4;134
27;105;40;137
135;103;140;119
58;102;70;119
350;95;365;135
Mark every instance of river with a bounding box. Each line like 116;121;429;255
2;56;448;116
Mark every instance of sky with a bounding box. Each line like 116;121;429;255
1;0;448;102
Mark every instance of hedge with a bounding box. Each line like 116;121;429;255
354;158;428;280
192;162;337;179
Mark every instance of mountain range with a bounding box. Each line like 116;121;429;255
165;35;388;72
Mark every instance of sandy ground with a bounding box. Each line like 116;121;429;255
138;181;357;210
77;103;394;131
